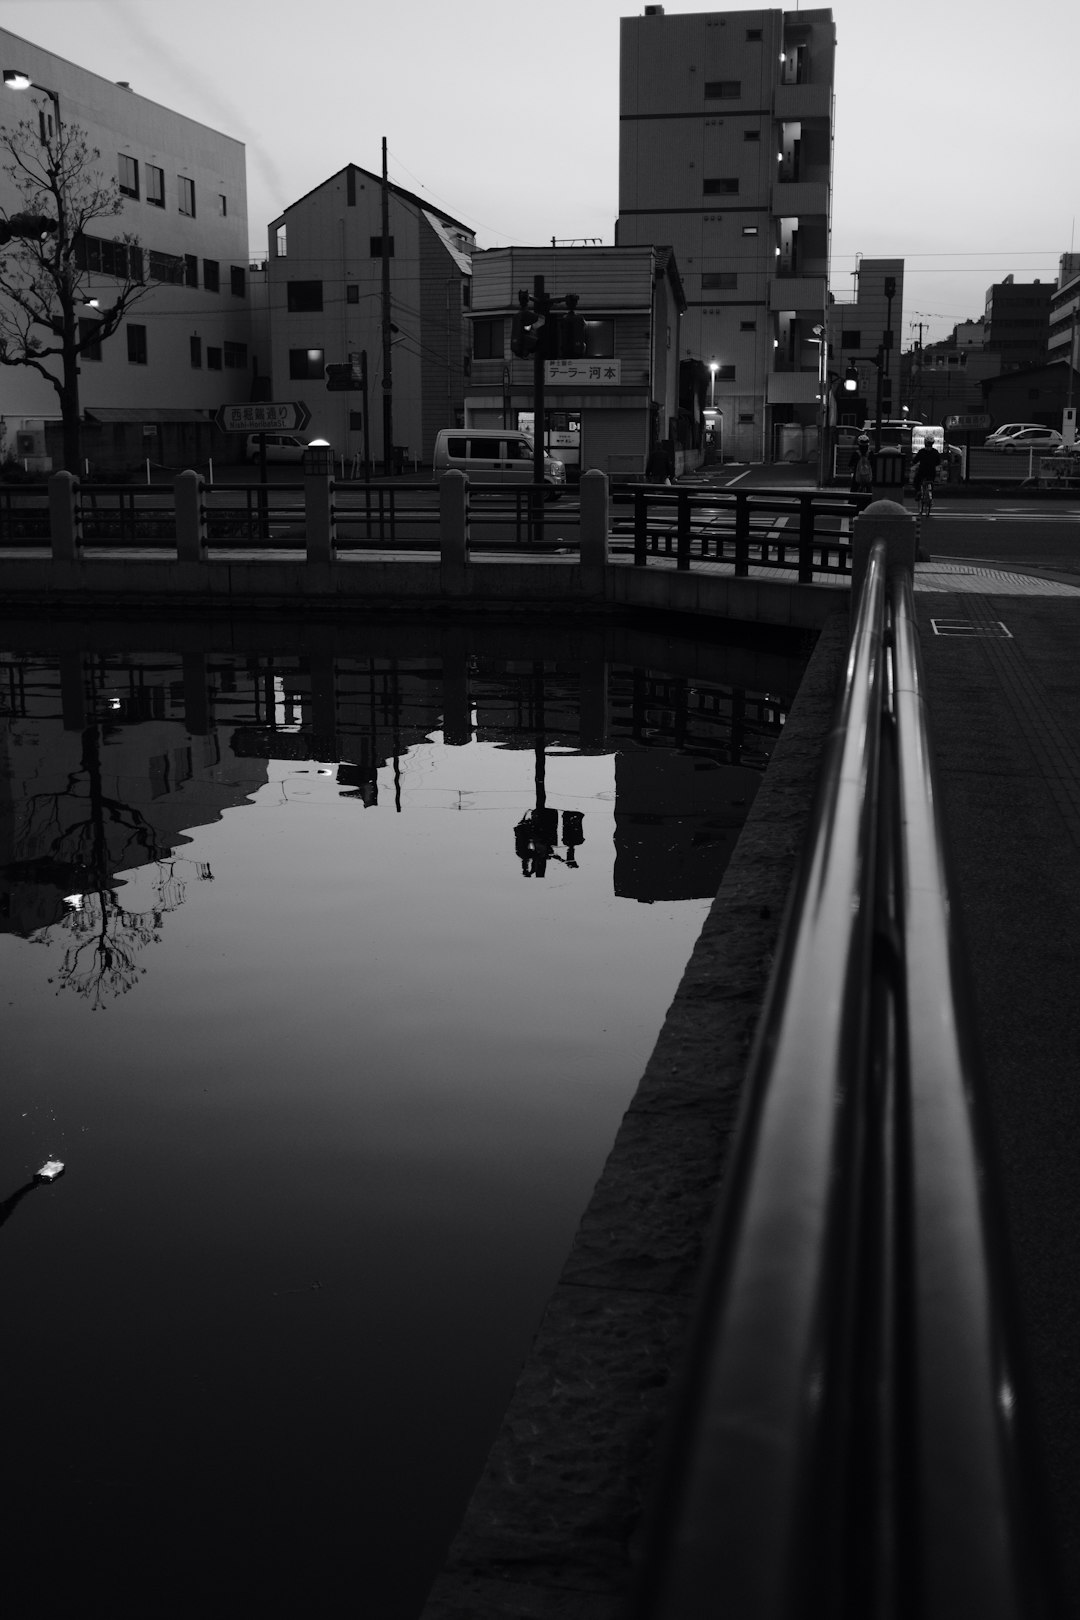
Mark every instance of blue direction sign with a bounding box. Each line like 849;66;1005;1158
216;401;311;434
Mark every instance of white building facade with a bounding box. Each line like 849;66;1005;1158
265;167;474;471
617;5;835;465
0;28;254;472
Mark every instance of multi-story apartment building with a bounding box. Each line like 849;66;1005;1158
465;245;686;479
983;275;1052;372
0;28;255;472
828;257;905;428
265;166;474;471
1048;253;1080;371
617;5;835;464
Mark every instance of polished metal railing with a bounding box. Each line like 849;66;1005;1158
630;539;1058;1620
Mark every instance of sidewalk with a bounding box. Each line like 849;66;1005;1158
914;572;1080;1612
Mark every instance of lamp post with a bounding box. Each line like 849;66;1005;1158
709;360;718;408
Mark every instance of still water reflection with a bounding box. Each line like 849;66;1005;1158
0;617;807;1616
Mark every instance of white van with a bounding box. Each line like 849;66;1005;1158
432;429;566;494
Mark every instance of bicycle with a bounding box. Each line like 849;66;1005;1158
916;477;934;519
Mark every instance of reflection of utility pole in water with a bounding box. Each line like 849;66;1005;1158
512;664;582;877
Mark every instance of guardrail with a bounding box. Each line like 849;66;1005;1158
630;534;1057;1619
610;484;866;582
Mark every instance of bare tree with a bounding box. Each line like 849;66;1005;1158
0;111;148;472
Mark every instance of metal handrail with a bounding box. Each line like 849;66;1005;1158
630;540;1057;1619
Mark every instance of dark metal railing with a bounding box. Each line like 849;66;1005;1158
0;483;50;545
631;539;1057;1620
610;484;869;582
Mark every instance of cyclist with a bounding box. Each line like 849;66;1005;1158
910;433;942;511
848;433;875;493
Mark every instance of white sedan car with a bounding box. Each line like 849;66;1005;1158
987;426;1064;453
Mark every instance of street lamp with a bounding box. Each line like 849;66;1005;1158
3;69;62;140
709;360;718;407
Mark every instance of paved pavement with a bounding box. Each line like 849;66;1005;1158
915;570;1080;1613
699;462;1080;1607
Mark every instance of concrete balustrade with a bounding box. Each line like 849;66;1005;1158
11;469;847;630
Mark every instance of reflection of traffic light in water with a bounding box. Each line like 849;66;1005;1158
513;671;584;877
562;810;584;868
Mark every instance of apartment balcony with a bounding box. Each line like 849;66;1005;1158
768;276;827;315
766;372;821;405
771;179;829;218
773;81;832;121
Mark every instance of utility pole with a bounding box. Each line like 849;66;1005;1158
380;136;393;476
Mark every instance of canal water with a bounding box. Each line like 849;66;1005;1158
0;614;809;1616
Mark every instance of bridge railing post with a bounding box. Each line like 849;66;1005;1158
175;470;206;562
851;498;916;614
48;470;81;561
579;469;608;595
440;469;468;595
303;446;336;565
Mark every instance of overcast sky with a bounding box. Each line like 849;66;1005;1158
3;0;1076;347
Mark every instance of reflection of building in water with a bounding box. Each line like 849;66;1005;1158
614;754;761;902
0;654;268;942
1;630;802;969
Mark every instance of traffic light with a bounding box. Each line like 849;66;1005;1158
0;212;58;245
843;362;859;392
510;290;540;357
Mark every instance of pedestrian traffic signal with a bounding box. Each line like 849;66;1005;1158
0;212;58;245
510;290;540;357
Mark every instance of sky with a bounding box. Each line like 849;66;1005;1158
2;0;1077;349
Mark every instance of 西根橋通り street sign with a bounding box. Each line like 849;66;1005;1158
944;413;990;431
215;402;311;434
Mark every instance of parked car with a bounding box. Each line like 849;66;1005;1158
982;423;1047;447
987;427;1064;453
245;433;318;464
432;428;566;494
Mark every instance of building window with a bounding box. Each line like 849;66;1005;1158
149;249;184;284
472;317;504;360
178;175;195;217
739;412;756;423
462;281;471;308
74;233;142;281
182;254;198;288
127;324;147;364
716;364;736;380
207;346;222;370
190;335;202;368
203;259;220;292
118;153;139;199
346;284;360;304
746;28;763;40
582;319;615;358
742;226;759;237
289;347;325;379
218;194;227;216
231;265;246;297
224;341;248;368
840;330;862;350
275;226;287;258
744;130;761;142
704;81;741;98
703;178;739;195
370;236;395;257
702;272;738;290
287;280;323;312
146;164;165;208
740;321;757;331
79;318;102;361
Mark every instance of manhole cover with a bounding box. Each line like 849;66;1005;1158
930;619;1012;638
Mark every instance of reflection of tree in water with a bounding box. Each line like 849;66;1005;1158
26;722;212;1008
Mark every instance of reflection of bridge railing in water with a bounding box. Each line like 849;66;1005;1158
630;522;1059;1619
